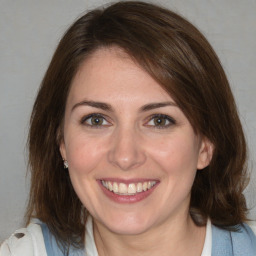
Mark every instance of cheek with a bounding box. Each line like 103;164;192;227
147;134;200;175
65;135;107;176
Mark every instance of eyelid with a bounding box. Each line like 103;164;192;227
145;114;176;128
80;113;112;127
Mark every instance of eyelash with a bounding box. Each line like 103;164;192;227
145;114;176;129
80;113;111;128
80;113;176;129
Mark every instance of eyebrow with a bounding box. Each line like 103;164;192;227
71;100;113;112
71;100;177;112
139;102;177;112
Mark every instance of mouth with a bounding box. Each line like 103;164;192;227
100;180;157;195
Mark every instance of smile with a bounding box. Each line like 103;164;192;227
101;180;157;195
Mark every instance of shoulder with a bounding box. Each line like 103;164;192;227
212;221;256;256
247;220;256;236
0;223;47;256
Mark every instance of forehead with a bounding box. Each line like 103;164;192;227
68;47;174;106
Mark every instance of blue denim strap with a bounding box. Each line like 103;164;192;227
40;223;85;256
212;223;256;256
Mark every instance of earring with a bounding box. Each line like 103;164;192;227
63;159;69;169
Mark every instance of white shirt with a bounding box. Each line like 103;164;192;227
201;219;212;256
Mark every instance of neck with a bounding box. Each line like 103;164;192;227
93;214;206;256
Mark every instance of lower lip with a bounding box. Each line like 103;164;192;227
98;181;159;204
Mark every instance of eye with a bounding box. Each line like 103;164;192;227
81;114;110;127
146;114;176;128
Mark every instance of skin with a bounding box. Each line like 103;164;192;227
60;47;213;256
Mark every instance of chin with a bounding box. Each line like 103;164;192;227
100;214;154;235
107;223;151;236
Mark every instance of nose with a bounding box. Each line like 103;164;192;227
107;126;146;171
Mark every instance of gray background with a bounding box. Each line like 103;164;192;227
0;0;255;242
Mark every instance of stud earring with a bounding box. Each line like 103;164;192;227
63;159;69;169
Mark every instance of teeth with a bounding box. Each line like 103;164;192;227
142;182;148;191
108;181;113;191
137;183;143;192
113;182;118;193
128;183;136;194
101;180;157;195
119;183;128;194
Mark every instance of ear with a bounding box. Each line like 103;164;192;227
57;126;67;160
59;139;67;160
197;137;214;170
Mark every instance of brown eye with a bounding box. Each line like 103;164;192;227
82;114;110;127
153;117;167;126
91;116;104;126
146;114;176;129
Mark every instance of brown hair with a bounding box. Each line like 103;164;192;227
26;1;248;249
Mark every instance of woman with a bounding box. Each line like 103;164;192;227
1;1;255;255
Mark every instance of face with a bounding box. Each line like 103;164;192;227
60;47;212;235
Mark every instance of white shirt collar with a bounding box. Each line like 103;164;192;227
85;216;98;256
85;216;212;256
201;218;212;256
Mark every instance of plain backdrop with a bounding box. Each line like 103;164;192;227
0;0;256;242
